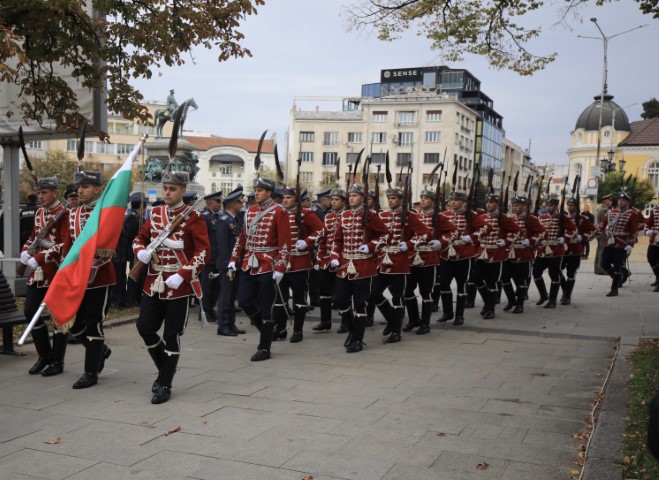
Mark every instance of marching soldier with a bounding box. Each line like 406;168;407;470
199;191;223;322
272;187;325;343
403;188;457;334
46;171;115;388
438;191;487;325
308;188;332;307
330;184;390;352
501;195;544;313
133;171;210;404
534;199;576;308
312;188;346;332
473;193;521;319
370;187;432;343
645;202;659;291
228;178;291;361
19;176;69;375
598;191;640;297
559;198;597;304
216;188;246;336
594;193;613;275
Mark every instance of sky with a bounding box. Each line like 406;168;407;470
132;0;659;166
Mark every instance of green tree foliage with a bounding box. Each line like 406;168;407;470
343;0;656;75
642;98;659;120
1;1;264;132
598;171;655;209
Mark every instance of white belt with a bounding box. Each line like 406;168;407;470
415;246;434;252
290;251;310;257
383;246;401;253
161;238;184;250
344;253;371;260
247;247;277;252
151;264;181;273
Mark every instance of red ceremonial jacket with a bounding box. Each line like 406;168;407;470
409;209;458;267
330;207;390;280
22;200;69;288
536;212;576;258
475;211;521;263
375;208;432;274
231;198;291;275
133;203;210;299
439;209;488;261
645;206;659;246
316;209;342;270
507;213;545;263
599;207;639;249
283;207;325;272
565;213;597;256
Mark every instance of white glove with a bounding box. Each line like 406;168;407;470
27;257;39;270
646;229;654;237
556;237;565;245
573;235;583;243
461;235;472;244
273;271;284;284
398;242;408;252
137;249;152;264
313;264;319;271
227;261;236;272
428;239;441;250
330;259;340;268
358;245;370;254
295;240;308;251
496;239;506;248
165;273;184;289
624;245;633;255
521;239;531;247
20;251;32;265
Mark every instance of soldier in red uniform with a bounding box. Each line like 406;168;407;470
272;187;325;343
501;195;544;314
45;171;115;388
19;177;69;375
644;202;659;292
229;178;291;361
312;188;346;332
437;191;487;325
559;198;597;304
473;193;521;319
534;198;576;308
403;188;457;334
330;184;390;352
598;191;640;297
133;171;210;403
369;187;432;343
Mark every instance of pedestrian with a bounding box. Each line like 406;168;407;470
581;204;595;258
199;191;223;322
644;202;659;291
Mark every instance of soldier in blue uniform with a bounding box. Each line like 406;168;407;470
216;188;246;336
199;191;222;321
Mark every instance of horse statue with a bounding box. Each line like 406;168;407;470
154;98;199;137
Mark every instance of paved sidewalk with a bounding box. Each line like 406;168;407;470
0;262;656;480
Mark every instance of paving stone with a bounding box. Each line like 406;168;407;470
282;450;395;480
0;449;97;480
430;451;509;479
190;457;341;480
502;460;572;480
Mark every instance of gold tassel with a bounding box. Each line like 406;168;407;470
33;267;44;282
248;254;259;268
382;252;393;266
545;244;553;256
412;252;424;266
448;245;457;259
347;260;357;275
153;272;165;293
508;248;516;260
479;249;488;261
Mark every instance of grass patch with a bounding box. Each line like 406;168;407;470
624;339;659;479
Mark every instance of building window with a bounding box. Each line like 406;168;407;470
396;152;411;167
348;132;362;144
373;111;388;122
648;161;659;189
323;132;339;146
28;141;43;149
424;153;440;164
219;164;233;175
301;151;314;163
347;152;360;164
67;140;79;152
211;182;217;193
300;131;315;142
397;173;411;186
372;132;387;144
398;111;416;126
322;152;338;166
96;142;113;154
301;172;314;183
116;143;133;155
221;182;233;193
371;153;385;164
426;110;442;122
425;131;441;143
398;132;413;146
423;174;440;185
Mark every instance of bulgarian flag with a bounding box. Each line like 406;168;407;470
44;139;144;329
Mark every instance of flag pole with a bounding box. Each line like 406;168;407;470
17;303;46;346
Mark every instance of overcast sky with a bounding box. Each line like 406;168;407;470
133;0;658;166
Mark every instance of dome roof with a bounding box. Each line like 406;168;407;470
575;94;630;131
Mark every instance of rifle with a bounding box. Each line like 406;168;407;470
295;153;303;227
374;163;382;212
557;167;570;238
362;155;370;243
129;197;204;282
432;162;444;238
523;173;533;231
401;160;412;231
16;205;69;277
497;170;508;238
464;162;481;234
335;156;341;187
346;162;354;190
533;165;547;217
573;175;581;229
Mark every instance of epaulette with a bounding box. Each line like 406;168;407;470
218;213;230;221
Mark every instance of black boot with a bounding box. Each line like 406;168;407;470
272;306;287;341
477;286;489;316
559;274;567;303
41;332;67;377
431;284;441;312
147;341;166;393
252;322;275;361
513;287;526;314
544;283;560;308
290;308;306;343
378;300;394;336
152;352;179;404
607;274;621;297
560;279;575;305
417;301;432;335
502;283;517;312
385;307;404;343
402;297;420;332
313;298;333;330
453;296;466;325
346;315;365;353
437;293;454;322
28;325;52;375
534;278;548;305
465;283;477;308
72;339;104;389
482;290;495;319
340;309;355;348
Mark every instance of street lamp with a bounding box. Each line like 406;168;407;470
618;155;626;173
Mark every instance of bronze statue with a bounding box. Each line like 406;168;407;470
154;95;198;138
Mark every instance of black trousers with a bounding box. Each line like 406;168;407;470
111;260;128;306
439;259;471;297
600;246;626;276
273;270;310;325
333;276;371;317
24;283;48;327
137;294;189;353
217;270;240;330
238;271;277;322
370;273;406;308
501;260;531;289
200;265;220;315
532;256;562;284
308;266;321;304
561;255;581;280
318;267;336;300
69;287;110;340
648;245;659;278
405;266;435;302
474;261;503;293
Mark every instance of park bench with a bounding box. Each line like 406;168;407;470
0;272;28;355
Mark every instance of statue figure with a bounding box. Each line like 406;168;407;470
166;90;178;118
153;96;199;138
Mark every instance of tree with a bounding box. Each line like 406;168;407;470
598;171;655;209
1;1;264;132
343;0;656;75
642;98;659;120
